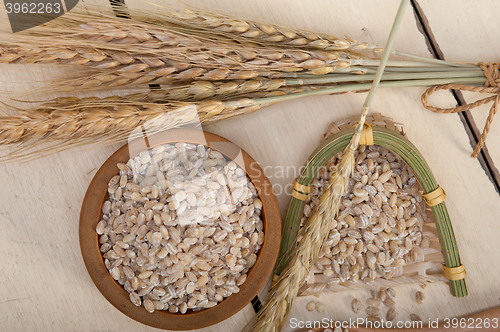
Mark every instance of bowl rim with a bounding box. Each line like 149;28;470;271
79;129;281;330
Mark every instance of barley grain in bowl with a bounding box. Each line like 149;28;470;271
99;141;263;313
80;129;281;330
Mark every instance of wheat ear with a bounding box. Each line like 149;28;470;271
158;8;453;67
0;98;263;162
248;148;354;332
0;11;357;90
143;8;360;51
144;79;333;101
164;9;444;62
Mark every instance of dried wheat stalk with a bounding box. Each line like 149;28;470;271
0;45;350;91
248;145;355;332
161;8;459;68
153;79;286;101
0;97;264;162
143;79;331;101
148;7;461;69
0;12;358;90
136;7;376;53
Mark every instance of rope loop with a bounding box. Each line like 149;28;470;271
421;62;500;157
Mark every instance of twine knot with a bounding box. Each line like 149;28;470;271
421;62;500;158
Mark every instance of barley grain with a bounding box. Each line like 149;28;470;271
410;313;422;322
316;302;326;312
351;298;362;313
386;306;396;321
306;301;316;311
416;291;424;304
97;142;263;313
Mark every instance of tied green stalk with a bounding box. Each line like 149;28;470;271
279;126;468;298
351;0;409;149
247;1;409;331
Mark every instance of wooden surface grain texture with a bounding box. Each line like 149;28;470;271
0;0;499;331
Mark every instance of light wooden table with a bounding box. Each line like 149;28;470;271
1;1;499;331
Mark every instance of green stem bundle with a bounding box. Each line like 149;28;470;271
279;127;467;297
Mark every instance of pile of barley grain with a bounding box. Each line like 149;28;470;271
96;143;264;313
300;144;430;284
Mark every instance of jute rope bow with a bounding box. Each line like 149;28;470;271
421;62;500;158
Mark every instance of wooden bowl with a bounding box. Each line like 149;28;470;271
79;129;281;330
